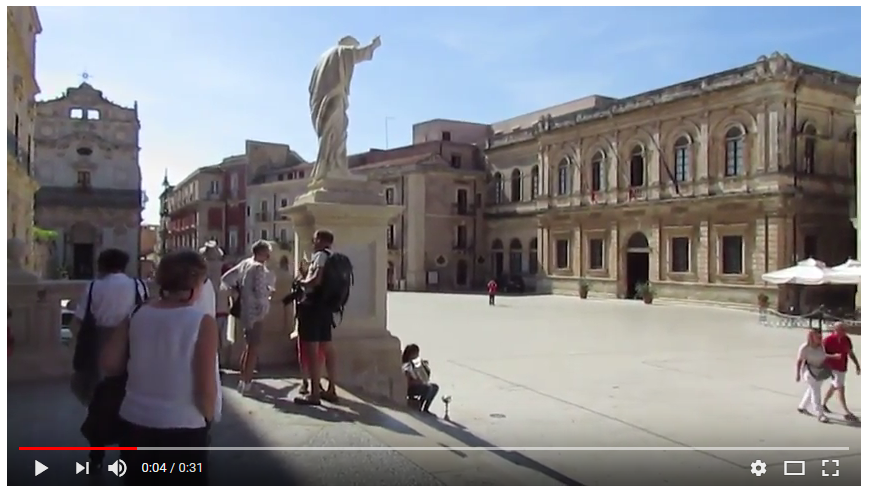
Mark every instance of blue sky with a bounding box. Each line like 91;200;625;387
34;6;860;223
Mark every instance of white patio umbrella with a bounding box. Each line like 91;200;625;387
825;259;861;285
761;258;831;285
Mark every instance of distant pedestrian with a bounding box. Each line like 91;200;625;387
487;278;498;306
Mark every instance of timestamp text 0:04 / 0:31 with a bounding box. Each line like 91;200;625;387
141;463;203;473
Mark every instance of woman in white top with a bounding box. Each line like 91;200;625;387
401;344;439;414
795;329;840;423
101;250;220;485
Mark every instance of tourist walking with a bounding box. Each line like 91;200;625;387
796;329;839;423
101;250;220;485
821;322;861;421
221;240;273;394
402;344;439;414
294;230;354;406
70;248;148;469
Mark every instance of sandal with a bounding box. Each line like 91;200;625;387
322;390;340;404
822;405;832;414
293;396;321;406
818;416;830;423
844;413;859;422
797;408;811;415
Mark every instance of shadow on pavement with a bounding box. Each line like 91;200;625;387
421;416;583;486
222;370;423;438
8;379;301;486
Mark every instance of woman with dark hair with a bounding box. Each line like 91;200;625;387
101;250;220;485
401;344;439;414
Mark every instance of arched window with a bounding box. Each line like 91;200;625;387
803;124;817;174
510;169;522;202
492;172;503;204
724;126;745;177
673;136;690;182
590;152;604;192
629;145;645;187
557;158;570;196
530;165;539;200
528;238;539;275
490;239;504;277
509;238;523;274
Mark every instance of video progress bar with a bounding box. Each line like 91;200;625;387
132;446;853;452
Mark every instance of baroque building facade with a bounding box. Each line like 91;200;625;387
32;83;143;279
7;6;42;270
481;52;859;305
854;85;861;306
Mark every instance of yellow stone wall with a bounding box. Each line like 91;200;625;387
7;7;41;270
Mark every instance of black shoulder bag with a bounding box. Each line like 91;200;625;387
72;282;98;373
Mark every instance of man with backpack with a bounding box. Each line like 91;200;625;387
293;230;354;406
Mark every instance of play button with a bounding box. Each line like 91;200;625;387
34;460;48;477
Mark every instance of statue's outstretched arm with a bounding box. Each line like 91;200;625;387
354;36;381;64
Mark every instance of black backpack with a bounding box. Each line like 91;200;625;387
319;251;354;328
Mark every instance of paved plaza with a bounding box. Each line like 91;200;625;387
8;293;861;486
386;293;862;485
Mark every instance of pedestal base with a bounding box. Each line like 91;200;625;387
283;176;405;404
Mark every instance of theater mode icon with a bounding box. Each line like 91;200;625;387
783;461;805;476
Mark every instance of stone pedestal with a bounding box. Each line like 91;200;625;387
283;177;405;404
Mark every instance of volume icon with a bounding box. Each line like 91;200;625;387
76;462;89;474
107;459;127;477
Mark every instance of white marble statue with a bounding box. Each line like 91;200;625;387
308;35;382;183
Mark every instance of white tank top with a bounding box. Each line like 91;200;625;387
120;305;222;429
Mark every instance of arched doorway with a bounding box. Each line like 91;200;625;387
625;232;650;299
455;259;468;287
508;238;523;274
69;221;98;279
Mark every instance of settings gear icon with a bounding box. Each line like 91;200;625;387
750;460;768;477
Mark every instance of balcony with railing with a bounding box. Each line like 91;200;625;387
452;240;475;253
450;203;476;216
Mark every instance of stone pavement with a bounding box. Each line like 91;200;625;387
385;293;861;485
7;294;862;485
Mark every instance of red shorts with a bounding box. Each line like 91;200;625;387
298;339;326;370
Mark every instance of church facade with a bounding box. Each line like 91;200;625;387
32;83;143;278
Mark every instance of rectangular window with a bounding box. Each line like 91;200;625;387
555;239;570;269
230;174;239;195
279;228;288;242
591;162;602;192
803;235;818;259
259;200;268;211
260;229;268;240
721;235;744;274
450;154;462;168
280;197;289;208
228;227;238;249
674;148;688;182
557;166;569;195
455;225;468;248
442;131;452;141
456;188;468;214
670;237;690;273
387;224;396;248
589;238;604;270
385;187;395;205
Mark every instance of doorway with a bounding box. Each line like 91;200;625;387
456;259;469;286
72;243;95;279
387;261;395;291
625;232;650;300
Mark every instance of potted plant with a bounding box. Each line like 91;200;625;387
579;279;590;299
757;293;770;310
636;281;654;304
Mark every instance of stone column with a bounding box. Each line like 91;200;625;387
283;177;405;404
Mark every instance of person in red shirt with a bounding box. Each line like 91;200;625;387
487;279;498;306
821;322;861;421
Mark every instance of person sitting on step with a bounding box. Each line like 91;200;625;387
401;344;439;415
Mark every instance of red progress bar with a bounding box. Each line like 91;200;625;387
19;447;138;451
